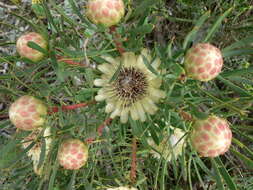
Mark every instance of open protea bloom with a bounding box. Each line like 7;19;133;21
22;127;52;175
9;95;47;131
190;115;232;157
57;139;89;170
107;187;138;190
86;0;125;27
94;49;166;123
147;127;186;161
16;32;47;62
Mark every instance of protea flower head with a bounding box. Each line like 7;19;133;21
184;43;223;81
58;139;88;170
22;127;52;175
190;115;232;157
147;127;186;161
16;32;47;62
9;95;47;131
94;49;166;123
86;0;125;27
107;187;138;190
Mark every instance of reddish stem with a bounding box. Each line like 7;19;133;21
56;55;86;67
48;100;96;114
0;114;9;119
179;109;194;121
130;137;137;184
97;117;113;136
109;26;125;55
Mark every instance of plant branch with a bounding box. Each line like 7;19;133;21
109;26;125;55
48;100;96;114
130;137;137;184
97;117;113;136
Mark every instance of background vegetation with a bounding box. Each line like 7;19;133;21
0;0;253;189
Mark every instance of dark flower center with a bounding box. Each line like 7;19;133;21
114;67;148;106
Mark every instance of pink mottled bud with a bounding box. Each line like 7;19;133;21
16;32;48;62
9;95;47;131
58;139;89;170
86;0;125;27
184;43;223;81
190;116;232;157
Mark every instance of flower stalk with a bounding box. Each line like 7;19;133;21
130;137;137;184
48;100;96;114
109;26;125;55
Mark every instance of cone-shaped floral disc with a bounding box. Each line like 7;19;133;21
94;49;166;123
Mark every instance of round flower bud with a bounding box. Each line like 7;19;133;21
58;139;88;170
9;95;47;131
190;116;232;157
184;43;223;81
16;32;47;62
86;0;125;27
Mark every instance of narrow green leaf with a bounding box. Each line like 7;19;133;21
231;148;253;170
68;0;90;26
195;156;213;176
67;170;77;190
222;48;253;58
42;0;59;32
0;138;20;160
217;75;252;97
192;159;206;189
170;63;185;78
48;158;59;190
142;55;159;76
204;8;233;42
214;157;237;190
188;103;209;120
52;3;79;27
221;66;253;77
109;61;122;83
210;158;225;190
37;137;46;170
0;141;36;169
9;11;40;32
130;0;158;18
128;24;154;35
183;11;210;49
27;41;48;55
222;36;253;52
232;138;253;159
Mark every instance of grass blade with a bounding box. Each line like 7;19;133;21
210;158;225;190
183;11;210;49
231;147;253;170
217;75;252;97
222;36;253;52
214;157;237;190
204;7;233;42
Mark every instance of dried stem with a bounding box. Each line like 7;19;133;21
48;100;96;114
179;109;194;121
130;137;137;184
109;26;125;55
56;56;86;67
0;114;9;119
97;117;113;136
